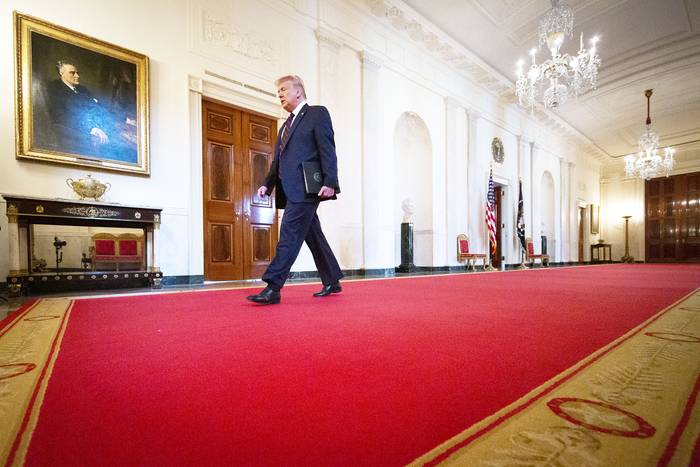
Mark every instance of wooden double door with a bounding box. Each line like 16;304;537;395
203;99;279;280
646;172;700;262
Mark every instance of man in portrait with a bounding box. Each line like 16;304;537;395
46;60;136;161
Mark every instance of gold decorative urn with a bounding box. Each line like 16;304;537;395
66;174;111;200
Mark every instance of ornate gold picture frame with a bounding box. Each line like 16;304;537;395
14;12;150;175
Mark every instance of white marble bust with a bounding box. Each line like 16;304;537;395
401;198;415;223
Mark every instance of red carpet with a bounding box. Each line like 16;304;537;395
18;264;700;466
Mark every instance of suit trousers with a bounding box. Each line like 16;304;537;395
262;200;343;291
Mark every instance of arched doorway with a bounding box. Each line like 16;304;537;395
393;112;433;266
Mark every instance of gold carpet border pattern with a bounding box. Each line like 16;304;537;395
412;288;700;466
0;299;73;467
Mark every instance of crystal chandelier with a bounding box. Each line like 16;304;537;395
625;89;675;180
515;0;601;109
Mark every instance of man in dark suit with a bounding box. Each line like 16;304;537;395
246;75;343;305
47;61;112;154
46;60;136;162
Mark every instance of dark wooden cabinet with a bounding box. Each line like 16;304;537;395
645;172;700;262
3;195;163;295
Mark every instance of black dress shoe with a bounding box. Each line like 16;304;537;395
313;282;342;297
246;287;281;305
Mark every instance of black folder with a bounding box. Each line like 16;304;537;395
302;161;324;195
302;161;340;197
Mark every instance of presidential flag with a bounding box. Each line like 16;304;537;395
517;180;526;252
485;168;497;255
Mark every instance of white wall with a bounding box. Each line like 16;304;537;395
0;0;605;283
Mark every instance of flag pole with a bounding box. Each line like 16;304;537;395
518;247;529;269
516;177;528;269
484;164;496;271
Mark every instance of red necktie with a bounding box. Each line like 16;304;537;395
280;112;294;154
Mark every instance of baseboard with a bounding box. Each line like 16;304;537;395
288;268;395;281
162;275;205;286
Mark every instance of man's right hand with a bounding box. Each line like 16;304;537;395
257;186;268;199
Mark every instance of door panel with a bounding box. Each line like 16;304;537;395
203;100;278;280
242;113;278;278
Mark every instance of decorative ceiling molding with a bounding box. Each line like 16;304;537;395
364;0;607;162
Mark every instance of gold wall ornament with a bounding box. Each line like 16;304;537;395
491;137;505;163
61;206;120;217
7;203;19;223
66;174;111;200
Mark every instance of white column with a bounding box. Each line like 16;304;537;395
445;97;467;265
316;28;342;112
517;134;530;228
361;50;385;270
6;206;20;274
529;141;536;239
466;108;481;248
515;134;528;263
152;223;160;272
568;162;578;260
188;78;204;278
316;28;343;262
559;157;568;263
566;162;578;261
148;217;161;273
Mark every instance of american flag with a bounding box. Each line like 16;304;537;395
485;168;497;255
517;180;526;252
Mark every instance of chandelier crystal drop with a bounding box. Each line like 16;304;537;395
624;89;675;180
515;0;601;110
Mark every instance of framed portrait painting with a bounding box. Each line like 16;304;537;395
14;12;150;175
589;204;600;235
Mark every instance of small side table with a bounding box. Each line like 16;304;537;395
590;243;612;263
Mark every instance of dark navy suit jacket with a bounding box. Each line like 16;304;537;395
264;104;340;209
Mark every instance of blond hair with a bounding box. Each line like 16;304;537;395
275;75;306;99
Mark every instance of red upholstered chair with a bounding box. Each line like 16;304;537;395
456;234;487;270
525;237;549;267
116;233;144;271
91;233;118;271
91;233;144;271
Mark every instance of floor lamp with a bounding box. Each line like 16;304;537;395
621;215;634;263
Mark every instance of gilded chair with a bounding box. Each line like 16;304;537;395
457;234;487;270
525;237;549;267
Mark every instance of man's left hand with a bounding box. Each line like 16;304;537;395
318;186;335;198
